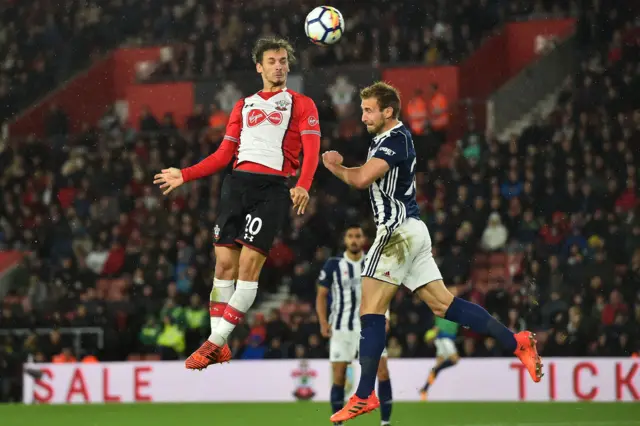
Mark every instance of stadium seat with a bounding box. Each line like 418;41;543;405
473;254;489;267
473;268;489;282
489;253;508;266
488;268;508;281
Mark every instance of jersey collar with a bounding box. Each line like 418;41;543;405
257;87;287;100
343;251;364;264
372;121;404;144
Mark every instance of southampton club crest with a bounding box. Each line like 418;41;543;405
213;225;221;241
275;99;291;111
291;360;317;401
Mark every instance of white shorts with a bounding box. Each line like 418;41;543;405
435;337;458;358
330;330;388;362
362;218;442;291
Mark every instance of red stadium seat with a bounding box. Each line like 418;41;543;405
489;253;508;266
473;268;489;281
488;267;508;281
473;253;489;267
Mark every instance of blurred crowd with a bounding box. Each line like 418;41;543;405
1;0;640;403
2;0;595;126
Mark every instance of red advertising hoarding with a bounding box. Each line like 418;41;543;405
8;48;162;137
125;83;194;129
382;19;575;142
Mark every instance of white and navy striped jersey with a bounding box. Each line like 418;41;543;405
367;121;420;231
318;252;365;331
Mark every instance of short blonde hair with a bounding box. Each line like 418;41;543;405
360;82;401;119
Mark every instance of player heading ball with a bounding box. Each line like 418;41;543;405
154;37;321;370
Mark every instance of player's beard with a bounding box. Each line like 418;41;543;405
366;120;385;135
267;72;287;89
347;245;362;254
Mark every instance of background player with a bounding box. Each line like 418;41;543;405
421;284;469;400
316;224;393;426
322;82;542;423
420;315;459;400
153;37;321;370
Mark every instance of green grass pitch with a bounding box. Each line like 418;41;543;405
1;402;639;426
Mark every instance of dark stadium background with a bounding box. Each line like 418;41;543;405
0;0;639;412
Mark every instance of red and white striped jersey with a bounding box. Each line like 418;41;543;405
225;88;321;177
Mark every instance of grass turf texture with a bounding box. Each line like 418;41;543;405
1;402;639;426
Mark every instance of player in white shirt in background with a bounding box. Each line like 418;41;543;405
316;224;393;426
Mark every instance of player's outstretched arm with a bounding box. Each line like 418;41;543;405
322;151;389;189
153;167;184;195
180;139;236;183
173;99;243;185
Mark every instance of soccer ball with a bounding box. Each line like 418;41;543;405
304;6;345;46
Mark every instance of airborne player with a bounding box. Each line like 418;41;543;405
154;37;321;370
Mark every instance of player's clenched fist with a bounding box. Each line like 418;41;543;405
322;150;343;167
290;186;309;215
153;167;184;195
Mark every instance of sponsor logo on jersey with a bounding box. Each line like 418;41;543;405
379;147;396;156
247;109;284;127
307;116;319;127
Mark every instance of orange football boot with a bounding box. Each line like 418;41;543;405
185;340;232;370
330;391;380;423
514;331;543;382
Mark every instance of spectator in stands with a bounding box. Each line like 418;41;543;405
264;337;285;359
426;83;449;149
52;347;77;363
157;316;185;360
241;335;266;360
0;2;639;390
480;212;509;252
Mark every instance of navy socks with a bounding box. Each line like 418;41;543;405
434;358;454;374
423;359;455;392
444;297;517;352
355;314;386;399
378;379;392;423
330;384;345;414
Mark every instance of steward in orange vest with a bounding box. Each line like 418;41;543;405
427;83;449;131
406;89;428;135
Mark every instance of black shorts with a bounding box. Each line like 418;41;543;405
213;171;290;255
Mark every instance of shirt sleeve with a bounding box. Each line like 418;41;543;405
180;139;237;182
298;98;321;138
222;99;244;143
372;133;409;168
296;97;321;191
317;260;333;288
